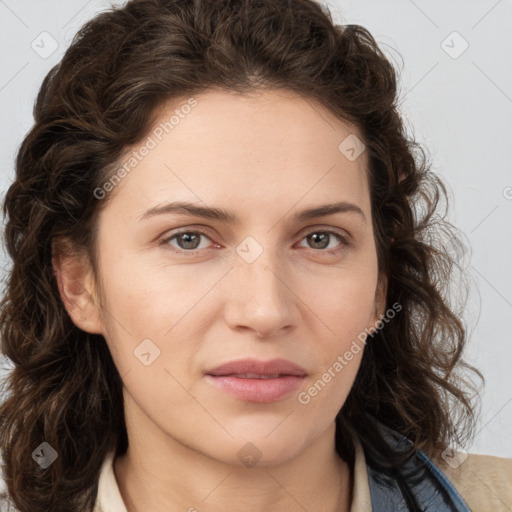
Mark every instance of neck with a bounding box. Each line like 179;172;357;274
114;421;353;512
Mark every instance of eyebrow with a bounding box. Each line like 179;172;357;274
138;200;366;224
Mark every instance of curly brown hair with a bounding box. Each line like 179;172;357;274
0;0;483;510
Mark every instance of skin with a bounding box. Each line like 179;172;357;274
53;88;386;512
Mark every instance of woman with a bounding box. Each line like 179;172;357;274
0;0;510;511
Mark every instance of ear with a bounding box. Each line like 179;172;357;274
52;238;105;335
370;273;388;330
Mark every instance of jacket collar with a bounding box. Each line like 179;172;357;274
357;416;472;511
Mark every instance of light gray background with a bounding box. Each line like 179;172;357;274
0;0;511;457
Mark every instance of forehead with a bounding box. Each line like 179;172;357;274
103;88;371;222
151;88;365;162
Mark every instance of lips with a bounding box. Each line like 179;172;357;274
205;357;308;378
204;358;308;402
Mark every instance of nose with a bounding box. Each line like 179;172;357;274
223;246;298;339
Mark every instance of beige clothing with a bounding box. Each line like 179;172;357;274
432;451;512;511
93;432;512;512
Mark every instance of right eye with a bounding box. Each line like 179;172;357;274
159;229;217;253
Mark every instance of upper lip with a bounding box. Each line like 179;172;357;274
205;358;308;377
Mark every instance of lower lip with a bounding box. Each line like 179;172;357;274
204;375;306;403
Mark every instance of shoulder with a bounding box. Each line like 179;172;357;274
432;450;512;512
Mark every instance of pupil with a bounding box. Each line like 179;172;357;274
309;233;328;249
180;233;199;249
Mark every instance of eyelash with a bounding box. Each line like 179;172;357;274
159;228;351;256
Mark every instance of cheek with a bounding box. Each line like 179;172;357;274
292;266;376;409
306;265;378;344
100;253;212;335
97;257;216;381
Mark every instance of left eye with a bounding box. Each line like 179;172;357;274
161;229;348;254
297;231;348;252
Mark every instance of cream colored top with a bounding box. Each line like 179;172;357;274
93;432;512;512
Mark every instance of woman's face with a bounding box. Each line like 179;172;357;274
70;89;384;466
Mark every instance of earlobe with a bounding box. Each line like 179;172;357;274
51;240;105;335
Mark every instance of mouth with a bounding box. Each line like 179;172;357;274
204;357;308;402
205;357;307;377
204;373;306;403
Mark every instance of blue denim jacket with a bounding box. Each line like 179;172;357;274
362;419;471;511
